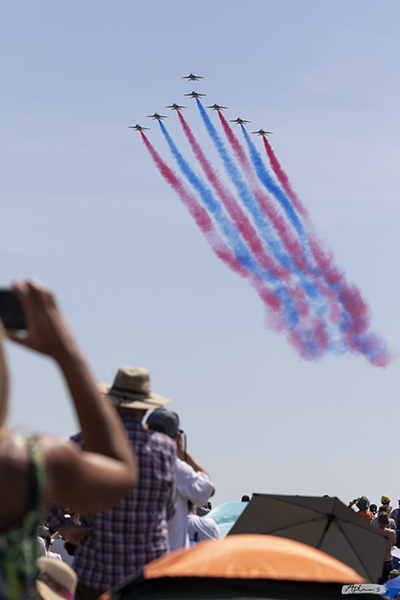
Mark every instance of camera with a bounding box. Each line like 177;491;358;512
0;290;26;330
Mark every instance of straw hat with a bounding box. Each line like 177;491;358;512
98;366;171;410
36;557;77;600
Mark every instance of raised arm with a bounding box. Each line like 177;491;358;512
8;281;138;512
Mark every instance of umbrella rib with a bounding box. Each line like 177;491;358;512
262;516;326;536
333;519;374;580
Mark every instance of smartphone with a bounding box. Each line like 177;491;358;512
0;290;26;330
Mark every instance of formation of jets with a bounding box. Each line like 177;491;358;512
184;91;207;99
181;73;204;81
206;103;228;111
128;124;150;132
130;76;273;135
165;103;187;111
251;129;273;137
146;113;168;120
229;117;251;125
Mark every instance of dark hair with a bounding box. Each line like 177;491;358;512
241;495;250;502
378;513;389;525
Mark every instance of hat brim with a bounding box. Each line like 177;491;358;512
36;580;65;600
98;383;171;410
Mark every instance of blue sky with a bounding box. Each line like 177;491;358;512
1;0;399;507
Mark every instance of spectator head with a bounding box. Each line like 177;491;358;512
98;367;171;415
241;495;250;502
378;513;389;526
146;408;180;438
381;495;390;506
370;504;378;515
0;323;9;434
36;557;77;600
356;496;370;511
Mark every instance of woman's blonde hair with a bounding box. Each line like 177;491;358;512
0;321;9;434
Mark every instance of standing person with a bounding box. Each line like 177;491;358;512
348;497;373;523
48;366;177;600
377;513;396;583
0;281;137;600
187;501;219;544
390;500;400;530
146;408;215;552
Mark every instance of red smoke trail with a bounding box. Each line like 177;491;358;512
263;137;309;220
218;112;307;272
261;135;392;364
177;112;292;283
140;133;284;322
217;113;346;334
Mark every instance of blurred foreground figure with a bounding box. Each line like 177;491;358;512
36;556;77;599
48;366;177;600
0;281;137;600
146;408;214;551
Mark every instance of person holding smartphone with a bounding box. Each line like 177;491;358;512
0;281;138;600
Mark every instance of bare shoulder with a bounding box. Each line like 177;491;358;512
0;433;31;531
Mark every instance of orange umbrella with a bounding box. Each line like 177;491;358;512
144;534;364;583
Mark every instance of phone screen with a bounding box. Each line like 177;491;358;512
0;290;26;330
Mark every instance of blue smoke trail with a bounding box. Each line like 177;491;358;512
241;127;307;239
196;100;323;304
158;121;299;328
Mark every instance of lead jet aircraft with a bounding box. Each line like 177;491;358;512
229;117;252;125
184;91;207;99
181;73;204;81
251;129;273;136
206;104;228;111
128;124;150;131
146;113;168;120
165;103;187;111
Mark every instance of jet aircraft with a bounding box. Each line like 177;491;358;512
128;124;150;131
165;103;187;111
184;91;207;99
146;113;168;120
206;104;228;111
181;73;204;81
251;129;273;136
229;117;252;125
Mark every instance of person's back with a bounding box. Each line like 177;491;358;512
69;415;176;589
146;408;215;552
48;366;177;598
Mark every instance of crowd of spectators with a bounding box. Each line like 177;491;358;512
348;494;400;582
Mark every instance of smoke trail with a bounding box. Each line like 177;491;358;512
253;132;392;366
218;112;307;271
241;127;307;239
157;121;302;329
196;101;310;282
140;133;286;323
263;136;308;219
217;113;347;329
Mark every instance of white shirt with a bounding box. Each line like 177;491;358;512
187;514;219;543
168;458;214;552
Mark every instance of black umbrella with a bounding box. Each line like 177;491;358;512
228;494;387;582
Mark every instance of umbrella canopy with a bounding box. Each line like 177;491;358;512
203;501;247;537
101;535;365;600
228;494;387;583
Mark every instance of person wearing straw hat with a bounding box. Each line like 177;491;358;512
36;557;78;600
47;366;177;600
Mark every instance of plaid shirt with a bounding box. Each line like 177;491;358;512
47;415;177;592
